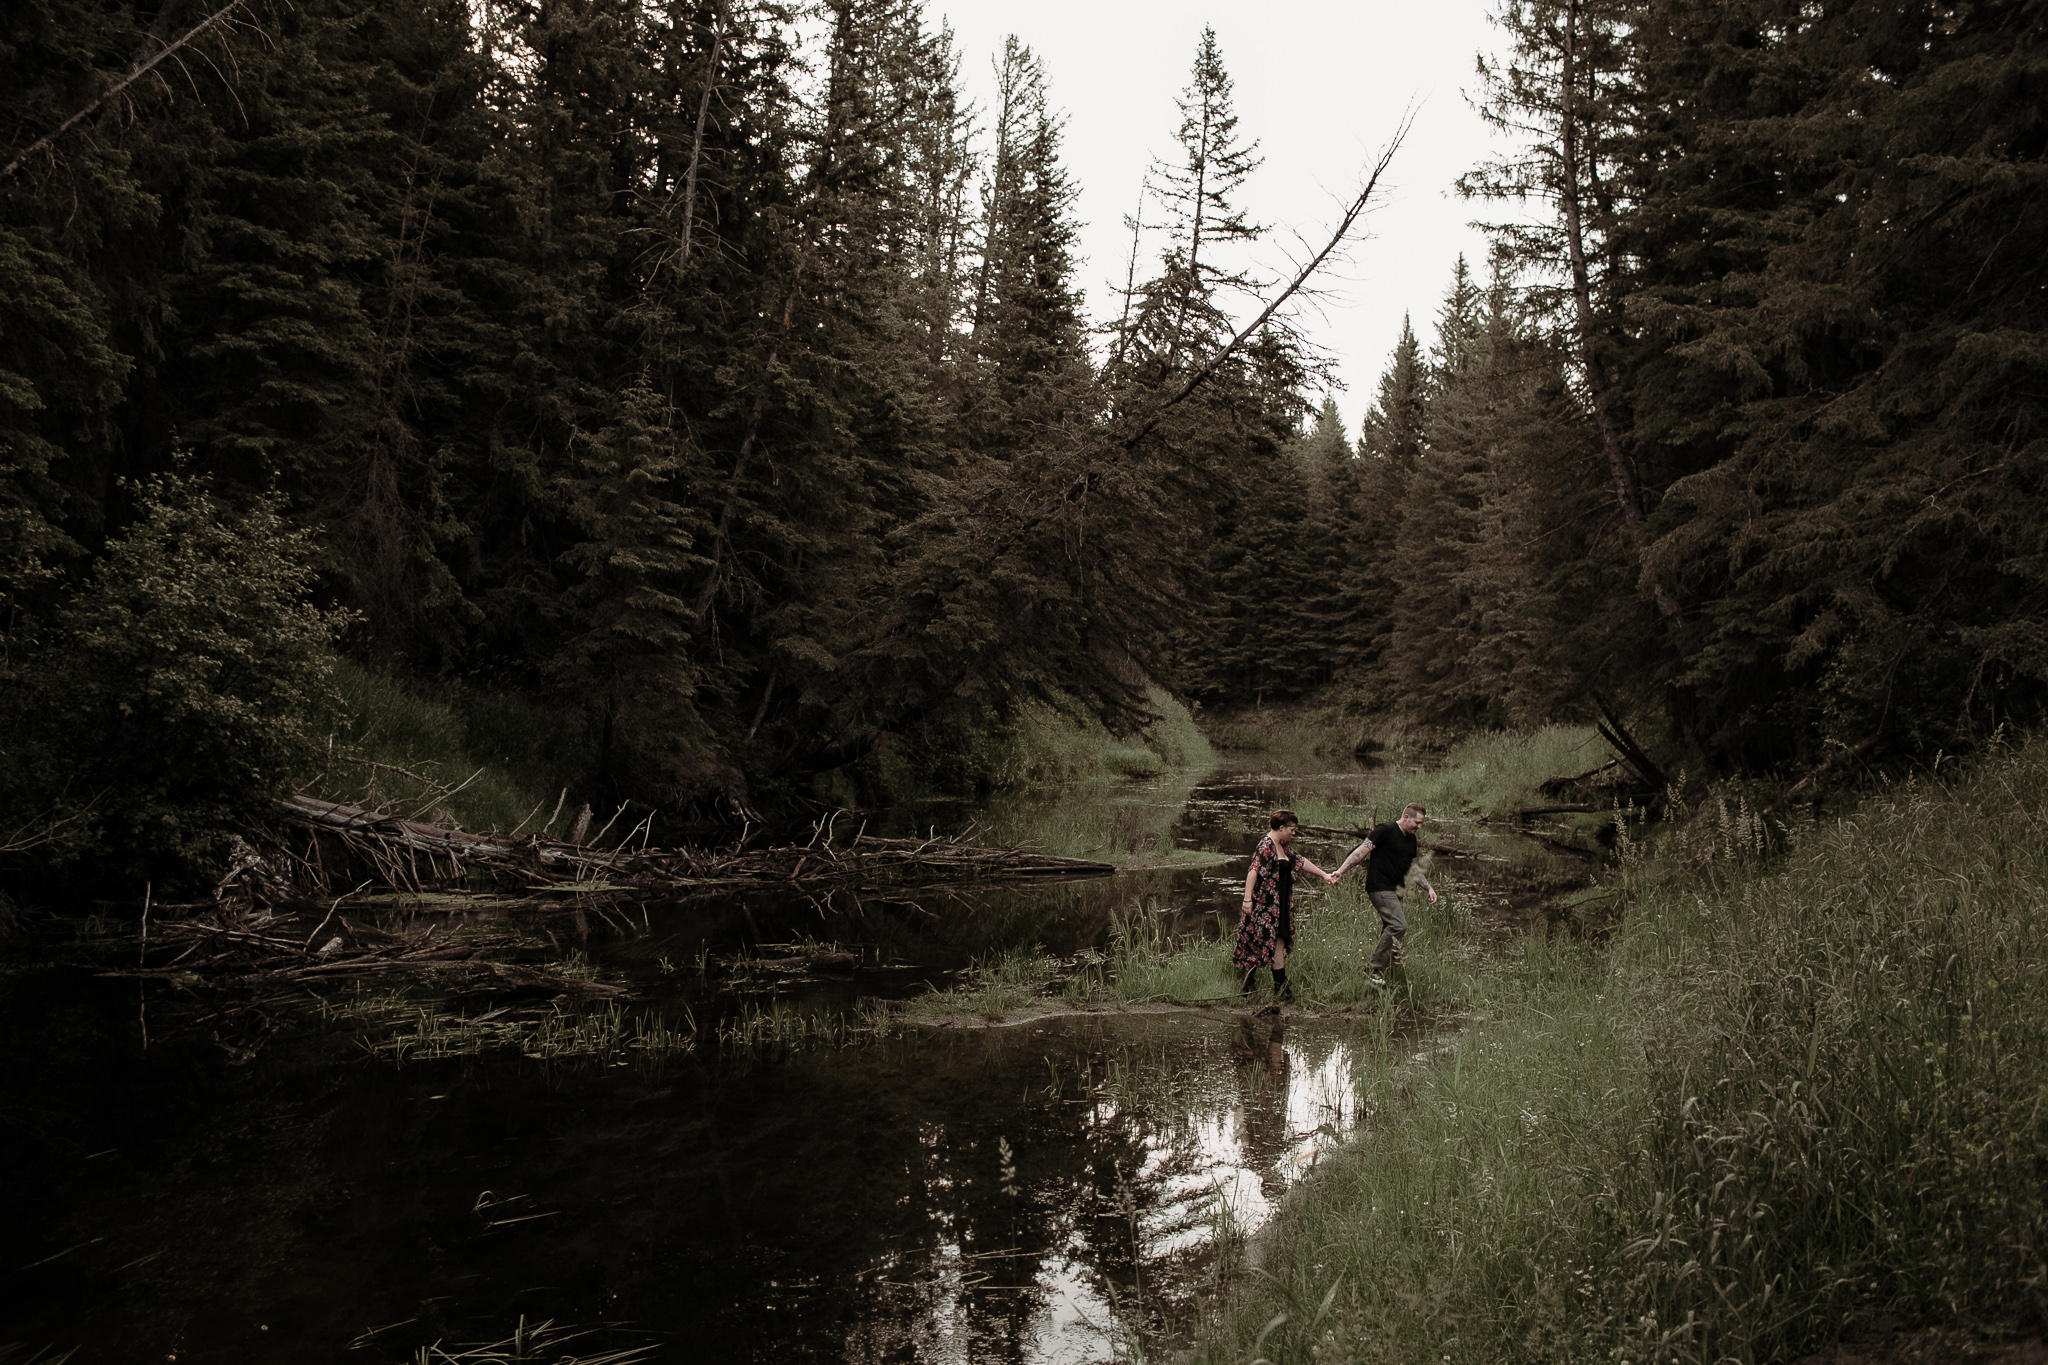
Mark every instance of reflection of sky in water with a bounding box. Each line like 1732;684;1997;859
854;1016;1373;1364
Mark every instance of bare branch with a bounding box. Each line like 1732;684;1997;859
1086;111;1416;487
2;0;252;182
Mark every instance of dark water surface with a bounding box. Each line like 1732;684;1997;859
0;759;1587;1363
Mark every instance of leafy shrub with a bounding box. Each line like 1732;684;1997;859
1;473;343;892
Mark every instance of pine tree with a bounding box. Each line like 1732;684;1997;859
960;36;1091;455
1461;0;1683;631
1387;259;1492;720
1110;25;1264;389
1618;0;2048;767
1295;395;1359;687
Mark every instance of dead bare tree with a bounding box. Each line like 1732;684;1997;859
1065;113;1415;504
675;0;729;268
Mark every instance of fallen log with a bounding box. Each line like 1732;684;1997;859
266;795;1116;902
1538;757;1624;798
1593;696;1669;792
1783;732;1882;802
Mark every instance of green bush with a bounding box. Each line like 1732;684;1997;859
1;474;343;891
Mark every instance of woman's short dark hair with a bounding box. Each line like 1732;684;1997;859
1270;809;1299;830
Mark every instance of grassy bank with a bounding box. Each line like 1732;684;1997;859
978;684;1213;785
1198;736;2048;1364
310;661;585;835
1199;702;1377;759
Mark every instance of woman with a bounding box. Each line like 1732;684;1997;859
1233;809;1338;1003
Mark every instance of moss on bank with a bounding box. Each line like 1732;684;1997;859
1198;736;2048;1364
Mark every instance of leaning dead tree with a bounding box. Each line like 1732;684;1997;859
2;0;253;181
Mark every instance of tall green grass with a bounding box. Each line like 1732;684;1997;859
1198;702;1378;758
311;660;585;834
1392;724;1609;821
1256;725;1608;834
980;685;1214;786
1100;882;1477;1012
1197;734;2048;1364
895;881;1478;1019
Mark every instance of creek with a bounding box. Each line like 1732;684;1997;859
0;754;1595;1363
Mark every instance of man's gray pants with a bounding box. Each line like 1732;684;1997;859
1367;890;1407;971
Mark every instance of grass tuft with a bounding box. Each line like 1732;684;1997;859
1391;724;1609;821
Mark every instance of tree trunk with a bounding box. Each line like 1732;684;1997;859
674;0;727;269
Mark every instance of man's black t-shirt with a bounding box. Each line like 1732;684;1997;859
1364;821;1419;893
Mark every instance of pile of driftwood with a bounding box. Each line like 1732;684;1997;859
95;798;1116;1058
261;795;1116;902
101;895;630;1062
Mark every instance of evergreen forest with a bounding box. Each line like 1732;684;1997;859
3;0;2044;892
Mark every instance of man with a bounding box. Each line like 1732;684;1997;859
1335;803;1436;984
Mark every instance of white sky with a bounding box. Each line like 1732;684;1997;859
927;0;1521;437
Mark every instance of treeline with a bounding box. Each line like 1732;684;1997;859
1224;0;2046;777
1;0;2042;889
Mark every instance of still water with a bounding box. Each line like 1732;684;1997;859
0;758;1583;1362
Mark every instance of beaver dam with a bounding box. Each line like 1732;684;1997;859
92;795;1117;1046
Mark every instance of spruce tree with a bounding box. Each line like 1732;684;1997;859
1387;258;1491;720
961;36;1091;455
1617;0;2048;767
1110;25;1265;388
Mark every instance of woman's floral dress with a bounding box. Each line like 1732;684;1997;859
1232;832;1295;970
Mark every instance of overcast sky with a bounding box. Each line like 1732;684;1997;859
927;0;1521;436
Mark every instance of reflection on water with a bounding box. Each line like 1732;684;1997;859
752;1011;1390;1365
0;754;1580;1363
2;1004;1401;1364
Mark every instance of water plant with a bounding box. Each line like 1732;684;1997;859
366;999;699;1064
714;997;880;1050
895;947;1064;1020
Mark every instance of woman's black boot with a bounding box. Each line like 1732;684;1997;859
1273;967;1293;1002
